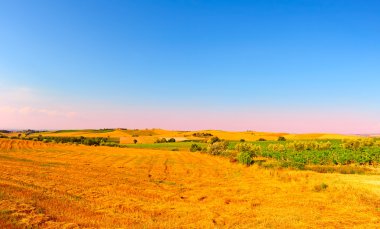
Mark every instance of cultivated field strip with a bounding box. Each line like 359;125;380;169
0;139;379;228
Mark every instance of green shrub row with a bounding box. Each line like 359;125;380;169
155;138;176;143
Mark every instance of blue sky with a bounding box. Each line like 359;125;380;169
1;0;380;133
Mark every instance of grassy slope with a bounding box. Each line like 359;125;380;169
0;139;379;228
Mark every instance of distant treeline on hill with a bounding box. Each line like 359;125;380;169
192;133;213;137
0;135;120;146
36;136;120;146
0;129;45;135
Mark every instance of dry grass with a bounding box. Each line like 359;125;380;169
0;139;379;228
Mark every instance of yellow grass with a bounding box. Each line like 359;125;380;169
0;139;379;228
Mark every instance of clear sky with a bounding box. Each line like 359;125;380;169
1;0;379;133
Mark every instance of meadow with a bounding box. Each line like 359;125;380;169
0;130;380;228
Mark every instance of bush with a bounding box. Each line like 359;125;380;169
240;139;245;142
207;141;228;155
258;138;266;141
155;138;167;143
314;183;328;192
235;143;261;166
235;143;261;157
190;144;202;152
168;138;176;142
278;136;286;141
208;136;221;144
237;151;253;166
133;139;138;144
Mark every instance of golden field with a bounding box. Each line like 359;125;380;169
0;138;379;228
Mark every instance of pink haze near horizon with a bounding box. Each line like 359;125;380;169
1;105;379;134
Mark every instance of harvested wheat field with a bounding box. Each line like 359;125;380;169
0;138;379;228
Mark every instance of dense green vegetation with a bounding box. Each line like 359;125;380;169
196;138;380;171
40;136;118;146
259;139;380;168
